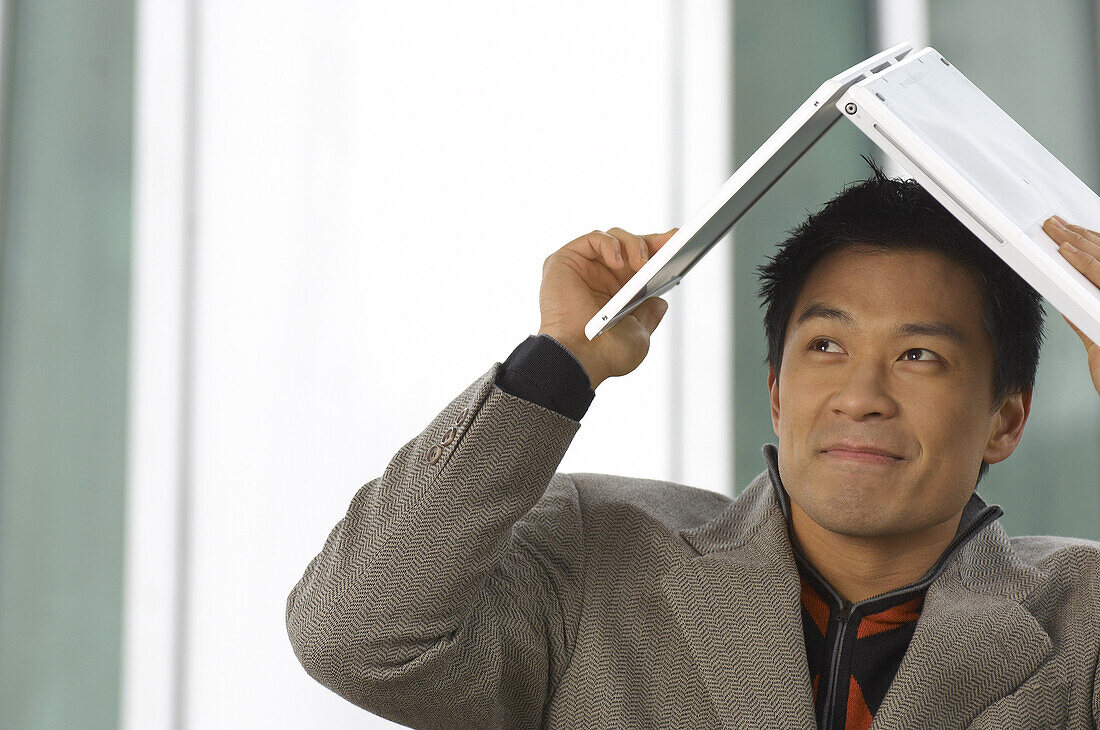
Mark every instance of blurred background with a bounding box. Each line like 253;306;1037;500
0;0;1096;727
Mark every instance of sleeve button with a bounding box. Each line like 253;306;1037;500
455;407;469;425
426;444;443;464
441;426;457;446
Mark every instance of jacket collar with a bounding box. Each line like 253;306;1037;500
662;444;1051;729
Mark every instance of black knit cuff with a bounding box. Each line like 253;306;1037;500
494;335;596;421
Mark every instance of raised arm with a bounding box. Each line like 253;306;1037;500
285;365;585;727
285;226;673;726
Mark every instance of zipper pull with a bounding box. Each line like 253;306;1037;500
833;602;852;624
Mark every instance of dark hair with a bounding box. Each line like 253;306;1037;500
756;155;1045;484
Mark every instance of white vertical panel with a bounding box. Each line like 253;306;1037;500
873;0;929;48
183;1;676;727
121;1;189;728
125;1;739;726
874;0;929;180
671;0;734;494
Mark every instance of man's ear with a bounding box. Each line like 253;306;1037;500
768;362;780;438
983;387;1032;465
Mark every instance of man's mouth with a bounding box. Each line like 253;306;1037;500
821;441;904;464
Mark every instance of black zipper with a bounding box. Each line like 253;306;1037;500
802;505;1003;728
819;602;853;728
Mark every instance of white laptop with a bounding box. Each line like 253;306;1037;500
584;43;1100;347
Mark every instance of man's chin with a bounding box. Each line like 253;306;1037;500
795;488;905;538
811;513;901;539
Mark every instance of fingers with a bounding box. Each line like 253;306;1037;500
1046;216;1100;355
1059;238;1100;285
560;226;677;272
1053;215;1100;246
558;230;627;270
607;227;651;271
608;226;682;270
1046;215;1100;288
556;226;679;286
1045;215;1100;255
643;227;679;254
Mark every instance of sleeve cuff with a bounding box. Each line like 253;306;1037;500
494;335;596;421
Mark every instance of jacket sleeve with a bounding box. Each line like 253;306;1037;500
285;363;587;728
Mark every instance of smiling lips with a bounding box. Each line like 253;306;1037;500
821;441;904;464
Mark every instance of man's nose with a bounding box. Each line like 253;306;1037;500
829;360;899;420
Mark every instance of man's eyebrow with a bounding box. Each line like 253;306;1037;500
795;301;966;344
795;302;853;327
894;321;966;344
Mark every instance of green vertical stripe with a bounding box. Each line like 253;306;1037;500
732;1;873;489
928;0;1100;539
0;1;134;727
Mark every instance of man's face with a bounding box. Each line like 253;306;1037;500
768;246;1030;540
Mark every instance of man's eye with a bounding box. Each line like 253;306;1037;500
901;348;937;362
810;338;841;353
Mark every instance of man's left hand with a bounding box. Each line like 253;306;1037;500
1042;215;1100;396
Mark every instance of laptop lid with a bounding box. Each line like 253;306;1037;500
838;47;1100;345
583;42;915;341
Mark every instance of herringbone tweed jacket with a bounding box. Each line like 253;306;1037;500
287;363;1100;729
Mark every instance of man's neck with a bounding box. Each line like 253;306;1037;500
788;501;964;604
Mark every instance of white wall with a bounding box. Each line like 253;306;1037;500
123;1;732;727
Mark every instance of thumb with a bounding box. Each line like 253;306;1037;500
1064;313;1098;353
635;297;670;334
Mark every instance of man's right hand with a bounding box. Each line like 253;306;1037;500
537;227;678;390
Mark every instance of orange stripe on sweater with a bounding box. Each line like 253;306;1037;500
846;676;873;729
800;575;831;638
856;594;924;639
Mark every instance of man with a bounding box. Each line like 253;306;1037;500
286;163;1100;729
